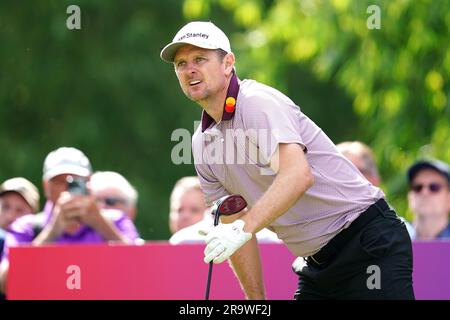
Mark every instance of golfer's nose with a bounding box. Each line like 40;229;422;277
183;60;198;74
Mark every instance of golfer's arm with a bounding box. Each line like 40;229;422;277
242;143;314;234
220;211;265;299
220;143;313;299
229;236;265;299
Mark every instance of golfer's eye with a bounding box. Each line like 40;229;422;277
195;57;206;63
175;61;186;69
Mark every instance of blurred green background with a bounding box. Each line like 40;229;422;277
0;0;448;240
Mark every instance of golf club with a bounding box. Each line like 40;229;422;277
205;194;247;300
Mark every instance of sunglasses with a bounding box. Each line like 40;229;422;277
410;183;445;194
96;197;128;206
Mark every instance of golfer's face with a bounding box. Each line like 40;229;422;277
173;45;227;103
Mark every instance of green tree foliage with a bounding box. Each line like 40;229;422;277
0;0;204;239
1;1;357;240
1;1;448;241
183;0;449;219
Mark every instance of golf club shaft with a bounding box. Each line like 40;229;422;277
205;211;221;300
205;262;213;300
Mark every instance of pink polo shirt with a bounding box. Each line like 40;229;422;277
192;77;384;257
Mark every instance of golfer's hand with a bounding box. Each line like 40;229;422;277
201;219;252;264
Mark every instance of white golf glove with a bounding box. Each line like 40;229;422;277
200;219;252;264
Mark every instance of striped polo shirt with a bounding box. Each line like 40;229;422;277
192;75;384;257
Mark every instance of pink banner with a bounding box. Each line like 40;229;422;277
6;241;450;299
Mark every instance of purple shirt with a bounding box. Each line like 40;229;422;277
1;201;139;263
193;77;385;257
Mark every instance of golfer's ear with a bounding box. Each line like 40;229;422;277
220;207;247;224
224;52;235;76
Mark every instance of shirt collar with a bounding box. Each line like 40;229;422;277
201;71;240;132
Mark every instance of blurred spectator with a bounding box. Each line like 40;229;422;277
0;177;39;301
169;212;281;245
407;159;450;240
336;141;380;186
169;177;280;244
336;141;415;235
0;147;139;294
0;178;40;263
90;171;138;221
169;176;206;235
90;171;144;245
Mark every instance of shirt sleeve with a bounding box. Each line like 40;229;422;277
194;163;230;207
111;213;139;242
240;88;306;165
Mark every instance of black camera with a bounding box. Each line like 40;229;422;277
66;175;88;195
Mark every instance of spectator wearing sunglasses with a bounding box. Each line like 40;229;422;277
89;171;138;222
407;159;450;240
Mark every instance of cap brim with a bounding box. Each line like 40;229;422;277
408;161;450;183
0;190;38;213
160;40;219;63
44;165;91;181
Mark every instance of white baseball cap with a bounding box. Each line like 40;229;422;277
160;21;231;63
43;147;92;181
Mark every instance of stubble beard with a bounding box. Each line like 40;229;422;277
185;86;210;107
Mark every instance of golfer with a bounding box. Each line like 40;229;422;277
160;21;414;300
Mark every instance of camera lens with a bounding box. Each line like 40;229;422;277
66;175;75;184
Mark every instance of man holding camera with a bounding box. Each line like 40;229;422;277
33;147;138;245
0;147;139;294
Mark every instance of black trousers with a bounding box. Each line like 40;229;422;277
294;199;415;300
